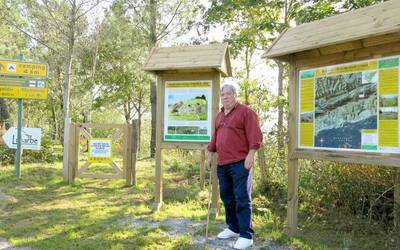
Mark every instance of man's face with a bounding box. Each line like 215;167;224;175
220;87;236;110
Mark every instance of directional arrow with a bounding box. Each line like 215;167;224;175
2;127;42;150
7;64;16;72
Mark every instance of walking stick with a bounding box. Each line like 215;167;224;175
205;168;213;247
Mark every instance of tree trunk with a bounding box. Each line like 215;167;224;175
137;112;142;153
51;102;58;140
0;98;10;129
149;0;158;158
276;60;285;156
150;80;156;157
244;47;250;105
62;0;76;146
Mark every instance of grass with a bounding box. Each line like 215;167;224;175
0;158;399;249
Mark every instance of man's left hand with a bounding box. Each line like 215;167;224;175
244;150;256;170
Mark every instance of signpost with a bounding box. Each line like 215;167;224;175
2;128;42;150
0;56;48;177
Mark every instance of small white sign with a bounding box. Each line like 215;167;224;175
2;127;42;150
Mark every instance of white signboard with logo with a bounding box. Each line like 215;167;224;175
2;127;42;150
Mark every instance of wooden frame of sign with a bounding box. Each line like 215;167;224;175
264;1;400;235
144;43;232;214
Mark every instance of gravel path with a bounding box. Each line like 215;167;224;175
0;238;34;250
118;216;294;250
1;189;292;249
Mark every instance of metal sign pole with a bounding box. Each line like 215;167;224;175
15;98;23;177
15;53;24;177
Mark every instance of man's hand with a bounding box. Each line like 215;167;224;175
207;152;214;171
244;150;256;170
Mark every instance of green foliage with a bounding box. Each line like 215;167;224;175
0;138;62;165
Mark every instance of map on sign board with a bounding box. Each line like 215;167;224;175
88;139;112;163
298;56;400;153
163;80;212;142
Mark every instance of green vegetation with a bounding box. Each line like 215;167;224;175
1;147;399;249
168;99;208;121
1;1;399;250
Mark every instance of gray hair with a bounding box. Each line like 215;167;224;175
220;84;237;97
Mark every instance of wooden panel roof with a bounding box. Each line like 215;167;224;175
143;43;232;77
264;0;400;59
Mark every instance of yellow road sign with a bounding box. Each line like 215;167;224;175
0;59;47;77
0;85;48;99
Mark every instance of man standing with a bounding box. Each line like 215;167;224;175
207;84;262;249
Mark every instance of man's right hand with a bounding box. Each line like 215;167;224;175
207;152;214;171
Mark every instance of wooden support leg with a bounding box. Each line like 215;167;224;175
286;158;299;236
153;148;163;211
200;150;206;190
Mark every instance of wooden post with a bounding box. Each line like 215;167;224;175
286;58;299;236
209;72;221;218
394;167;400;229
287;159;299;235
63;118;71;183
154;76;164;211
200;150;206;189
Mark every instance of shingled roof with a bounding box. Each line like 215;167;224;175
264;0;400;59
143;43;232;77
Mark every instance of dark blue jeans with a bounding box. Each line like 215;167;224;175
217;160;254;239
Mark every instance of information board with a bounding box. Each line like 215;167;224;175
299;56;400;153
163;80;212;142
88;139;112;163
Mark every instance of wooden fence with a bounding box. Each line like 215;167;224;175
63;120;138;186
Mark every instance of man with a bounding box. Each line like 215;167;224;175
207;84;262;249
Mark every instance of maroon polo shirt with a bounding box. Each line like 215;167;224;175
208;103;263;165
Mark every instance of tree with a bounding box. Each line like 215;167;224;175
20;0;104;144
124;0;201;157
206;0;293;156
0;0;30;130
92;1;151;150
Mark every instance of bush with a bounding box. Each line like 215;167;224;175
0;137;62;165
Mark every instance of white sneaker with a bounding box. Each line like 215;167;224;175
233;237;253;249
217;228;239;239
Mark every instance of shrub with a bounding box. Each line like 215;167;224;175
0;137;62;165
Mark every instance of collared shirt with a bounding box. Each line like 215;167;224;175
207;103;263;165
